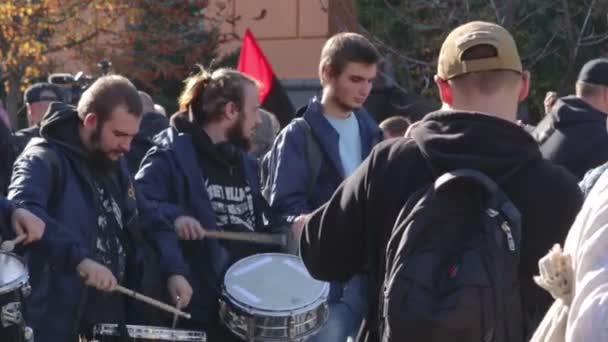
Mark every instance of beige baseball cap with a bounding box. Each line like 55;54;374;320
437;21;522;80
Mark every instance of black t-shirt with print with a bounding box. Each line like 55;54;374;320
201;142;258;263
80;176;128;331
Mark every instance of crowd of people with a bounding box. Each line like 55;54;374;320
1;19;608;342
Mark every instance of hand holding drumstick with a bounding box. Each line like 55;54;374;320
173;215;286;246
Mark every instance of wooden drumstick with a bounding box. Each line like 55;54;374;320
1;235;27;252
203;230;286;246
114;285;191;319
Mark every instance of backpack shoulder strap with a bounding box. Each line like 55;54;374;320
294;118;322;200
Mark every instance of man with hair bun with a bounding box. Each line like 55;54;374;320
136;67;280;341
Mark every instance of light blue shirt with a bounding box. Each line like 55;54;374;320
326;113;362;177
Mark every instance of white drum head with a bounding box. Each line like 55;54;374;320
224;253;328;312
0;252;28;294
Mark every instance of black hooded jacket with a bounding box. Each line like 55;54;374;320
170;111;260;261
125;112;169;175
9;103;188;341
300;111;583;342
533;96;608;179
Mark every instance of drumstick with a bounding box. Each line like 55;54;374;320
203;230;286;246
114;285;191;319
0;235;27;252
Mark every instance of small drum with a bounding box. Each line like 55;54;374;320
90;324;206;341
219;253;329;341
0;251;33;342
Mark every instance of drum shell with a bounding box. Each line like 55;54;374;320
219;295;328;341
90;324;206;342
0;252;30;342
219;253;329;341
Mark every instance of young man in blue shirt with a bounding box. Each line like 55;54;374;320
264;32;383;341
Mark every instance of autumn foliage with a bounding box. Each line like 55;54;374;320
0;0;234;124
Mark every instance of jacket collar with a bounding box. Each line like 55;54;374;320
302;97;382;178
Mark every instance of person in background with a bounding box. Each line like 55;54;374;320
533;58;608;179
544;91;558;115
13;83;64;154
250;108;280;159
263;32;383;342
124;91;169;174
379;115;410;139
154;103;167;117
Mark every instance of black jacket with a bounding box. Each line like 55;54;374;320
125;112;168;175
0;118;15;194
300;111;584;342
13;125;40;156
533;96;608;179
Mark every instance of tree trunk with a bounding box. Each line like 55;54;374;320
6;73;22;129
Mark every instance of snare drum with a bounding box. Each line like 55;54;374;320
219;253;329;341
0;251;33;342
90;324;206;341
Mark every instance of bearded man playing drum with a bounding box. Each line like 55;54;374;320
135;67;293;341
8;75;194;342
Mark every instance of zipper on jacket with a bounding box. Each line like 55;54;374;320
500;221;516;251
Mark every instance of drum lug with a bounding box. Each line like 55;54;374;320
247;315;256;342
218;299;227;321
24;326;34;342
1;302;22;327
288;312;296;341
21;283;31;298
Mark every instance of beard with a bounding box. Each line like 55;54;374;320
88;125;119;173
226;113;252;151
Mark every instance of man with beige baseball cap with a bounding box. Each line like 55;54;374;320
298;21;582;342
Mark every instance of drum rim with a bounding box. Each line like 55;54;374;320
0;252;29;295
93;324;205;340
223;252;329;315
221;288;328;317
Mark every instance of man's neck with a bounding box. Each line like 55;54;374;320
77;125;93;152
320;94;351;119
580;96;608;115
448;98;518;123
202;122;227;144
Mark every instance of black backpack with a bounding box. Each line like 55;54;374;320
380;169;523;342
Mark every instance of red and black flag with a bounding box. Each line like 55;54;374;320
238;29;294;127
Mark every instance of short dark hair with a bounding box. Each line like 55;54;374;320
77;75;142;122
319;32;381;78
379;116;410;137
178;66;258;125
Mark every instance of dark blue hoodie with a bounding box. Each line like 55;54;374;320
135;111;275;327
8;102;189;342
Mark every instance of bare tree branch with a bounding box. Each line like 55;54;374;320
487;0;503;24
572;0;597;63
581;32;608;46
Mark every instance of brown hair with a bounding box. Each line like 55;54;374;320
77;75;142;121
319;32;381;80
178;66;258;124
379;116;410;137
449;44;522;95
